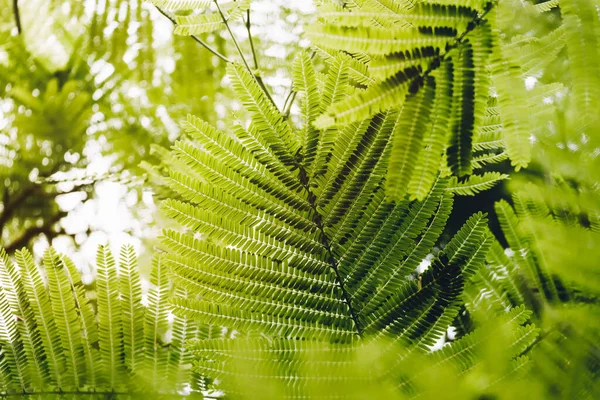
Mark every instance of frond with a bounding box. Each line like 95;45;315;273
311;55;350;179
368;48;438;82
441;211;491;279
292;51;321;168
165;288;202;387
144;253;170;386
0;245;195;396
386;76;435;201
408;60;453;200
491;6;531;170
313;65;417;129
163;61;495;398
119;245;145;373
465;235;525;313
313;46;374;86
227;63;300;167
312;118;371;202
181;114;304;202
561;0;600;126
447;41;475;176
174;13;223;35
446;172;508;196
429;305;536;375
148;0;210;11
0;288;28;392
0;249;46;389
170;135;314;232
306;1;507;198
534;0;559;13
60;253;100;389
306;25;448;56
471;151;507;170
95;245;124;390
171;0;250;35
43;248;86;389
494;200;556;303
318;112;396;229
16;249;66;389
486;237;525;305
516;25;566;78
317;9;405;29
225;0;252;21
153;4;528;394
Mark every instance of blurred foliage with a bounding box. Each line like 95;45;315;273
0;0;311;256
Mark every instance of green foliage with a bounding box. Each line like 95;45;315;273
157;44;531;395
303;0;569;200
2;0;600;399
307;0;498;196
0;246;201;397
0;0;229;253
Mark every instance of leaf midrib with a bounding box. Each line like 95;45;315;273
298;164;364;337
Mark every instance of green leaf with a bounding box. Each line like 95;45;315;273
44;248;86;389
119;245;145;373
16;249;66;389
446;172;508;196
174;13;222;35
386;77;436;201
447;41;476;177
148;0;210;10
96;245;123;390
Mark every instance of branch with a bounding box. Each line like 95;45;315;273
12;0;22;35
155;6;231;63
282;90;298;118
5;210;67;253
0;185;38;233
213;1;251;72
213;0;278;110
244;9;259;70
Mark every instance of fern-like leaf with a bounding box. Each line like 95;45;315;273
446;172;508;196
16;249;66;389
44;248;86;389
148;0;210;11
119;245;145;373
386;76;435;200
96;245;123;390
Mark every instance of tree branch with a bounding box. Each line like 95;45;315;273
244;9;259;71
0;185;38;234
213;0;278;110
5;210;67;253
155;6;231;63
12;0;22;35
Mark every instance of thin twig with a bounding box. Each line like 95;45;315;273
213;0;278;109
244;9;259;70
155;6;231;63
282;91;297;118
213;1;252;73
12;0;22;35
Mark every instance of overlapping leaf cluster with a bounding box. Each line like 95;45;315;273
0;246;203;398
156;47;534;395
304;0;556;200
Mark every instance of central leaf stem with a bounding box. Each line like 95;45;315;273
299;169;364;338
